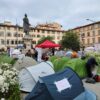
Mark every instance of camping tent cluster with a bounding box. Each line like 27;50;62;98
15;56;96;100
25;68;96;100
14;39;98;100
18;61;54;92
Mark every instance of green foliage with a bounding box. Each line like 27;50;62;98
0;84;21;100
0;63;20;100
60;30;80;51
0;55;13;64
8;84;21;100
0;54;16;65
37;36;54;44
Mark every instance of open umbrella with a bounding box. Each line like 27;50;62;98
36;40;61;48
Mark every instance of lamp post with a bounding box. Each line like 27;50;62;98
16;24;18;48
86;19;96;23
4;24;7;48
80;33;85;56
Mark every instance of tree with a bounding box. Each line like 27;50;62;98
60;30;80;51
37;36;54;44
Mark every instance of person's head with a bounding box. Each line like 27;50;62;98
28;49;31;52
90;57;98;66
20;49;22;53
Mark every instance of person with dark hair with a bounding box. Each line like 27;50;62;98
32;48;38;61
7;46;10;56
86;57;98;78
25;49;32;57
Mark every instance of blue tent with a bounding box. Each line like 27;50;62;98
25;67;96;100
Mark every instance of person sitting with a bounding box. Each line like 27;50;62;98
25;49;32;57
41;53;49;61
86;57;98;78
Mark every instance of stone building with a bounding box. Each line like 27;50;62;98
72;21;100;48
0;21;65;49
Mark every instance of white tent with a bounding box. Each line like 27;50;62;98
85;47;95;52
14;56;37;71
18;61;55;92
11;49;21;58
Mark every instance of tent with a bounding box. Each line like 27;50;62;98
85;47;95;52
25;67;96;100
14;56;37;71
63;58;87;78
65;51;73;58
11;49;21;58
36;40;61;48
18;61;55;92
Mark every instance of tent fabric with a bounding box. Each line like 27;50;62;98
63;58;87;78
74;89;96;100
41;67;84;100
53;57;70;72
26;67;85;100
66;51;73;58
85;47;95;52
18;61;55;92
14;56;37;71
25;82;53;100
36;40;60;48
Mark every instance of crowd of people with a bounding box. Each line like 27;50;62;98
6;46;100;83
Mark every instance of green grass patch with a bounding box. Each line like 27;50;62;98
0;54;16;65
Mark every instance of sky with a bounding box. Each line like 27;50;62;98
0;0;100;30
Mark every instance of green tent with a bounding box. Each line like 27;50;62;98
53;57;70;72
63;58;87;78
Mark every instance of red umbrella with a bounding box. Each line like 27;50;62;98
36;40;61;48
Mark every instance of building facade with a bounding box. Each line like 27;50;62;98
72;21;100;48
0;21;65;49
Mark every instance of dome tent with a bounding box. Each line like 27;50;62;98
25;67;96;100
14;56;37;71
18;61;55;92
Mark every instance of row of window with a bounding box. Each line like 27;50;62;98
0;39;23;45
78;23;100;32
0;32;23;37
0;26;23;31
0;26;63;34
82;37;100;44
81;30;100;37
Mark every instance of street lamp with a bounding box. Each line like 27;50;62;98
15;18;19;48
80;33;85;56
4;24;7;48
86;19;96;23
16;24;19;48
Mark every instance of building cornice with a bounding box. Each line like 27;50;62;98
72;21;100;30
0;23;66;32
